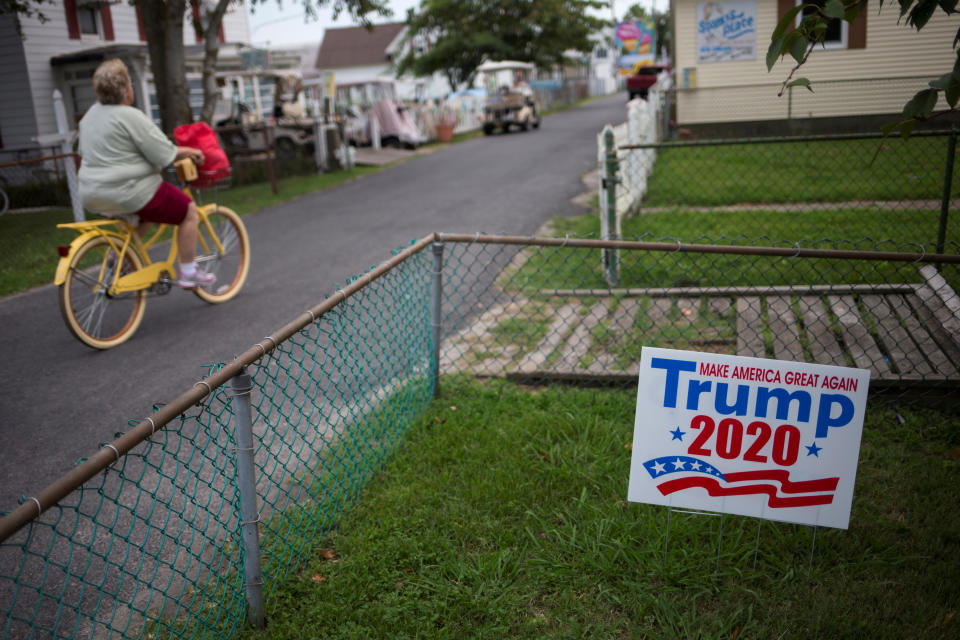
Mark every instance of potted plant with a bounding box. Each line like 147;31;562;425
435;106;457;142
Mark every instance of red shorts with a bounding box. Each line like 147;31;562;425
134;181;192;225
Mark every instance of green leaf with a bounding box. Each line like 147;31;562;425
900;118;918;139
940;0;960;13
766;33;788;70
773;5;804;40
898;0;914;20
930;72;953;89
824;0;847;19
789;33;808;63
880;120;904;137
787;77;815;92
909;0;939;29
902;88;939;118
813;21;828;41
946;74;960;107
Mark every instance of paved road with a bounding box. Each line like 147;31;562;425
0;94;627;511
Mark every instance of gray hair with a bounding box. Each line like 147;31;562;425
93;59;131;105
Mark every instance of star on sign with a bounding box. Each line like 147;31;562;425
672;457;687;470
806;441;823;457
670;426;685;441
650;460;666;475
690;460;702;471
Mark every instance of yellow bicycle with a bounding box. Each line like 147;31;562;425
53;160;250;349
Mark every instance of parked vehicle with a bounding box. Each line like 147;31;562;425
215;102;315;159
215;73;315;159
336;79;424;149
477;61;541;135
626;61;670;101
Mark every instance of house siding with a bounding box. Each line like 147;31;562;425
14;1;250;141
221;8;251;43
673;0;956;125
0;15;39;150
18;3;145;140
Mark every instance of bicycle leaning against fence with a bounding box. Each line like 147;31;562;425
53;158;250;349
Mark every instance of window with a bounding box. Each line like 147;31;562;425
77;6;98;35
798;0;846;49
65;0;114;41
778;0;865;50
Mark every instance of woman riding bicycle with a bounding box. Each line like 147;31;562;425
77;58;215;288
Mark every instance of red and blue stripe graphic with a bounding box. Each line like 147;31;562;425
643;455;838;509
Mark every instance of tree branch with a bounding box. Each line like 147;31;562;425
777;40;816;97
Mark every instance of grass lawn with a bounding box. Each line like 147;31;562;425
241;376;960;639
642;135;957;207
498;211;960;293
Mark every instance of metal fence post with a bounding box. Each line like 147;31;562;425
431;240;444;398
230;367;265;629
937;126;957;268
602;127;621;287
262;125;279;195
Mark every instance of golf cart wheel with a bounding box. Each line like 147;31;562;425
483;123;495;136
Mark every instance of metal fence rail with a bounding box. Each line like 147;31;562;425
1;233;959;637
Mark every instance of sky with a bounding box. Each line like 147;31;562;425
246;0;668;48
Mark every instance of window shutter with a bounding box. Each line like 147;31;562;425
64;0;81;39
848;7;867;48
100;4;114;41
135;6;146;41
191;3;203;43
776;0;794;21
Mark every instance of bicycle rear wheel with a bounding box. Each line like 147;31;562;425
58;236;147;349
192;205;250;304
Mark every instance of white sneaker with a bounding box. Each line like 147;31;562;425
177;268;216;289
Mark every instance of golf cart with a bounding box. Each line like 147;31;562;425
478;61;541;135
335;79;424;149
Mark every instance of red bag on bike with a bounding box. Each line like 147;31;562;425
173;121;231;188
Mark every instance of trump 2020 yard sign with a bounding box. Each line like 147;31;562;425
628;347;869;529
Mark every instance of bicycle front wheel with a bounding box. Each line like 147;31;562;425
58;236;147;349
193;205;250;304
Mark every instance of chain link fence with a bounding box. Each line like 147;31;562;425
601;130;958;261
2;230;958;637
0;237;435;638
0;151;78;212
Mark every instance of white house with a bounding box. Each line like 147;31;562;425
0;0;253;159
314;22;454;101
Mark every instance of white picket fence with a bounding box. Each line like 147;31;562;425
597;74;672;286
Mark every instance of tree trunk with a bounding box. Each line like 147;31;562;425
137;0;192;135
199;0;231;124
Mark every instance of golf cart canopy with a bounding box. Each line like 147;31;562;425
476;60;535;73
